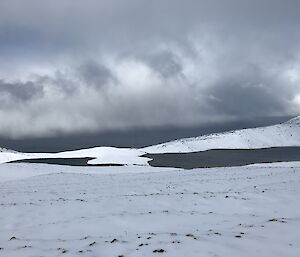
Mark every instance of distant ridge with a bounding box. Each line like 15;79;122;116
285;115;300;125
142;116;300;153
0;116;300;165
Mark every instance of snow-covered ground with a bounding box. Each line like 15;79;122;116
0;162;300;257
0;116;299;165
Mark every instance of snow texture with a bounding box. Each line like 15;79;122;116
0;162;299;257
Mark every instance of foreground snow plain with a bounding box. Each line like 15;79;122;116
0;162;300;257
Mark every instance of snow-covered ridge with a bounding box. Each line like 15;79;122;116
285;115;300;125
0;116;299;165
142;116;300;153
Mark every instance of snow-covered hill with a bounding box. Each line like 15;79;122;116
0;116;299;165
0;147;16;153
143;116;300;153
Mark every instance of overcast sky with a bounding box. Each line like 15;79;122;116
0;0;300;138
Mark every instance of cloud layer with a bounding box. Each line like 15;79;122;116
0;0;300;138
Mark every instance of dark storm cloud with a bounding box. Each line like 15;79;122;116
143;51;183;79
0;80;44;103
0;0;299;137
206;66;296;117
77;61;114;88
207;79;290;117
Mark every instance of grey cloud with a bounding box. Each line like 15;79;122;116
0;80;44;103
206;78;293;118
1;0;299;56
77;61;114;88
0;55;298;138
0;0;299;137
143;51;183;79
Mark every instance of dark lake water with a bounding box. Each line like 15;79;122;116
10;147;300;169
144;147;300;169
11;158;123;167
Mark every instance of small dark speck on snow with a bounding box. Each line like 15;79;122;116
268;218;287;223
89;241;96;246
153;249;165;253
185;234;194;238
58;248;67;253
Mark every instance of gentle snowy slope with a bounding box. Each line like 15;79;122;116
143;116;300;153
0;162;299;257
